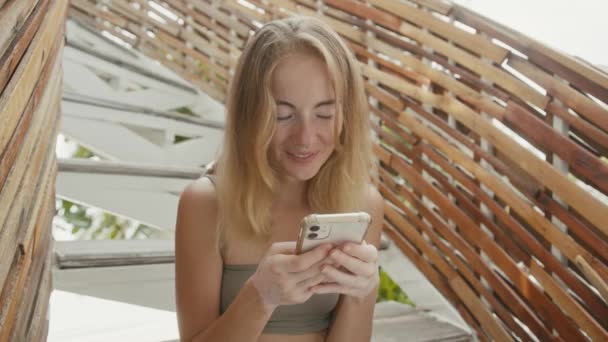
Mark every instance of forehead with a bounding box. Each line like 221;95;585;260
271;52;335;107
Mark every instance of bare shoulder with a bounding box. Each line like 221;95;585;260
179;176;218;207
176;177;220;242
175;176;223;340
364;183;384;248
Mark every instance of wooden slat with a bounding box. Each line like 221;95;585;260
23;246;53;342
422;145;608;327
408;0;453;15
324;0;401;32
535;192;608;264
362;37;505;120
377;153;555;340
397;20;548;108
0;0;39;57
365;82;406;113
399;96;542;198
0;0;48;95
0;0;67;159
378;174;536;340
0;38;62;292
384;201;514;341
575;256;608;303
503;101;608;195
378;144;583;340
546;100;608;157
530;259;608;341
351;43;430;86
368;0;508;63
451;4;608;104
382;224;487;339
0;148;56;342
7;182;54;341
71;0;128;28
363;63;608;236
508;55;608;134
392;109;608;278
190;0;250;37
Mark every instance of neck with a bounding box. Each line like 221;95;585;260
272;178;308;210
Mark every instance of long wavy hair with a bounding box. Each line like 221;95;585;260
214;16;372;246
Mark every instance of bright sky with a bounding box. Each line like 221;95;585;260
455;0;608;67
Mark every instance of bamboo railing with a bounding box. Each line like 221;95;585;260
1;0;607;340
0;0;68;340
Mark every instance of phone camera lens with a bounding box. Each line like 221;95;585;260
309;225;320;232
307;233;318;239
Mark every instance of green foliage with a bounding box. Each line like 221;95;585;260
174;106;196;116
173;135;191;143
73;146;94;159
377;267;415;307
55;199;157;240
55;138;174;240
59;200;92;235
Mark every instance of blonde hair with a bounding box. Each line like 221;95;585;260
215;16;372;244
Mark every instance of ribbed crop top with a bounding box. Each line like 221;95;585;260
220;264;340;334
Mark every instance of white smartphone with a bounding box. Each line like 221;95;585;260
296;212;371;254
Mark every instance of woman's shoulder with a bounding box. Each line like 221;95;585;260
182;176;217;199
176;176;220;241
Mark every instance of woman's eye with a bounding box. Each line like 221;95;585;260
277;114;293;121
316;114;334;119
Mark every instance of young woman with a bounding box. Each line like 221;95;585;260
175;16;384;342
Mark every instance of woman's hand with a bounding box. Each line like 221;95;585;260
250;242;332;310
311;241;379;300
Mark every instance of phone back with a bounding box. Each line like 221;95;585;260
296;212;371;254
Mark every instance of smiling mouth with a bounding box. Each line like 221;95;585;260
287;151;318;161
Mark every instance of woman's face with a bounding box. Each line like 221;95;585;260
269;52;341;183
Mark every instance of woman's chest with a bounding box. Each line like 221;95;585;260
222;210;311;264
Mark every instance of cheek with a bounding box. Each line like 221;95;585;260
269;129;291;155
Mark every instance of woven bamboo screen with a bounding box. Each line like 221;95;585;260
0;0;68;340
62;0;608;340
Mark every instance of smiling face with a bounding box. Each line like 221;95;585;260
269;51;342;183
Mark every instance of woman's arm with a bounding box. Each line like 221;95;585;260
321;185;384;342
175;179;273;342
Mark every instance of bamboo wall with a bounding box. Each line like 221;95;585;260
0;0;68;340
8;0;602;340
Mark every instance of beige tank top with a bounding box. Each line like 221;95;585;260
220;264;340;334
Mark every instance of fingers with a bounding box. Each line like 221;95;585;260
321;264;358;285
311;283;350;296
290;260;324;283
328;249;370;276
340;241;378;263
277;244;332;272
296;272;326;290
313;265;378;298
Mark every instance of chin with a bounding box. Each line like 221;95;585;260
284;168;321;182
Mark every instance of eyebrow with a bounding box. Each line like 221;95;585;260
276;99;335;109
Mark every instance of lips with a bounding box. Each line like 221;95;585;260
286;151;318;162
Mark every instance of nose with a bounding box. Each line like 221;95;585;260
292;117;314;147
